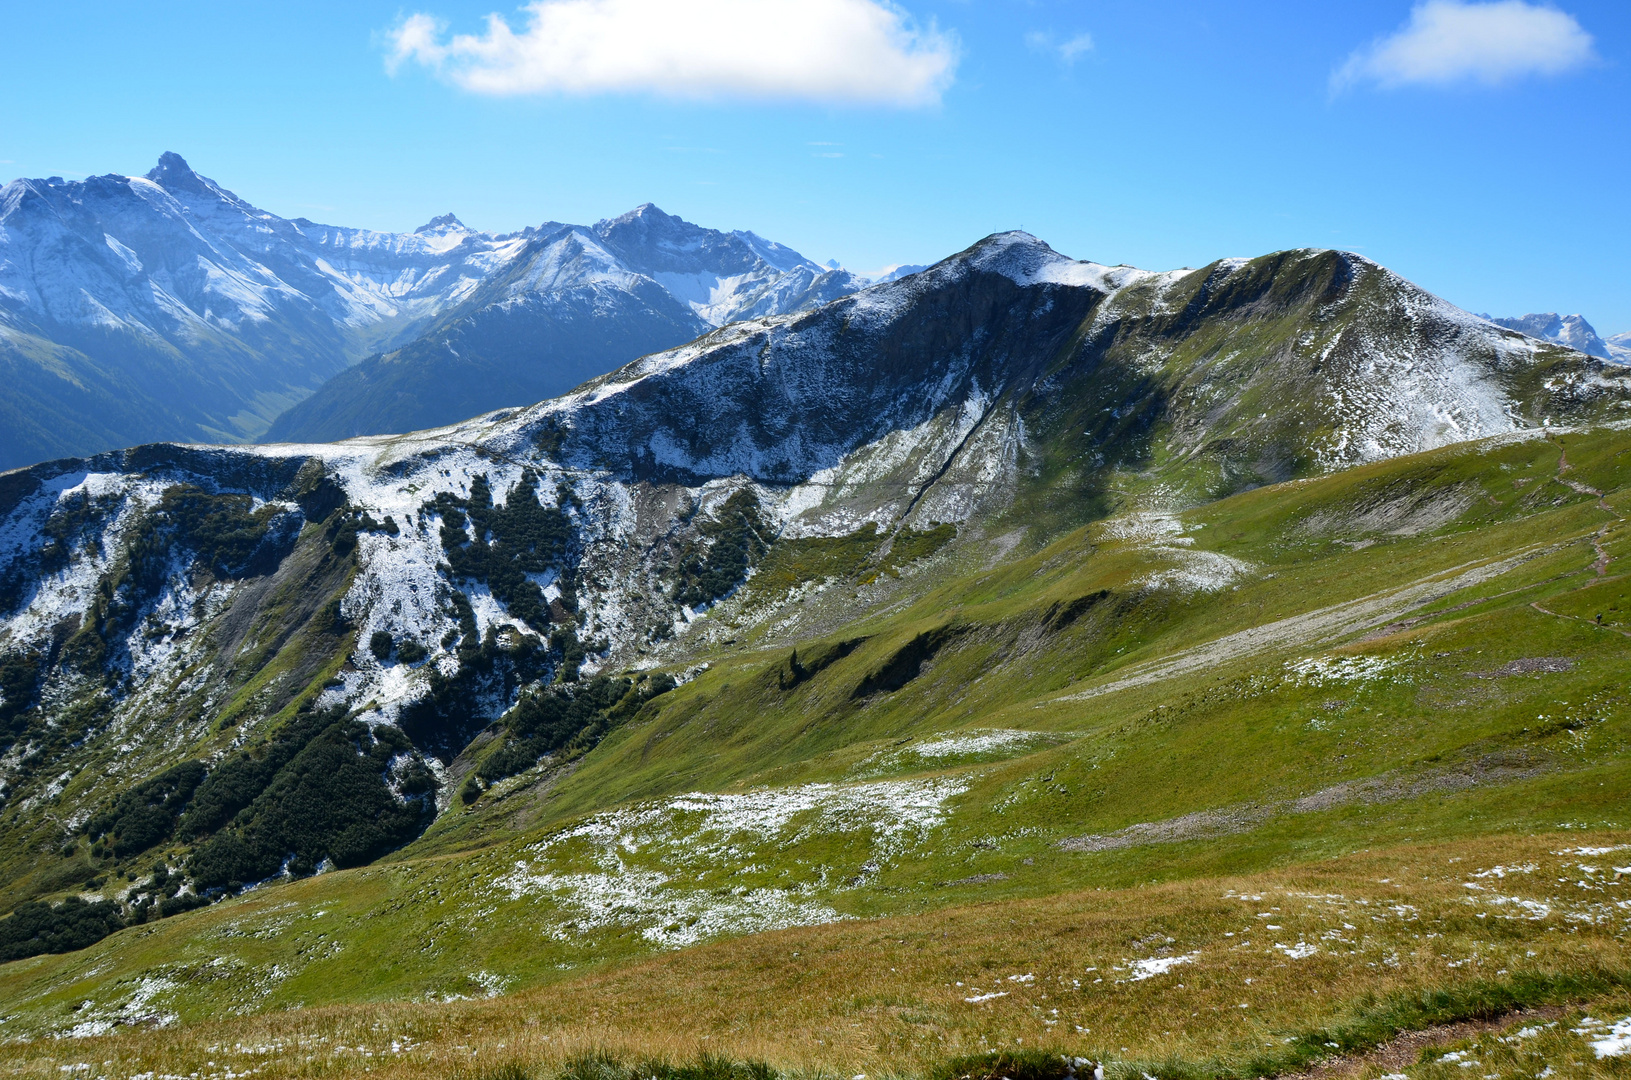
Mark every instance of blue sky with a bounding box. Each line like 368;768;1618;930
3;1;1627;331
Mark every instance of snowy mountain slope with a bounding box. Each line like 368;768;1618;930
0;231;1624;931
1483;312;1614;360
0;155;868;467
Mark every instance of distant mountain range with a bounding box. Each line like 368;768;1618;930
266;203;862;444
6;152;1626;481
0;154;864;469
1482;311;1628;364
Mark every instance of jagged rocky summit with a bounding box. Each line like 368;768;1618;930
0;231;1625;915
0;155;866;468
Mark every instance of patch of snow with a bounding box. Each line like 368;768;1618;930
1122;953;1198;981
54;976;178;1038
1579;1016;1631;1057
1487;895;1551;920
1286;654;1396;686
1560;845;1631;856
490;776;966;949
1099;512;1254;594
1471;863;1536;879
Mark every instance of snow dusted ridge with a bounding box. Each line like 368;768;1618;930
0;229;1625;850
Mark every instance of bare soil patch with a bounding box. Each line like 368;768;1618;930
1281;1006;1566;1080
1466;656;1575;678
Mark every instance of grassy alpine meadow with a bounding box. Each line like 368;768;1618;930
2;425;1630;1077
4;833;1631;1078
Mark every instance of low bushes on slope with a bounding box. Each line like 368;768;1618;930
0;896;125;962
673;490;773;609
0;705;439;957
425;469;577;634
84;760;206;858
188;718;434;890
397;623;558;757
471;672;678;792
0;649;43;743
877;523;958;579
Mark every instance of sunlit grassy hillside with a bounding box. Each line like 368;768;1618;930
2;422;1629;1078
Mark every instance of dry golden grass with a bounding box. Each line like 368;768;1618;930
6;830;1631;1079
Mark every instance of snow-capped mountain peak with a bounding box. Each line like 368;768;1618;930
143;150;228;198
581;202;865;327
414;212;470;234
1482;312;1613;361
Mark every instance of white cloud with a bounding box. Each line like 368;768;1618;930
1025;30;1094;64
1333;1;1595;91
387;0;958;107
1058;33;1095;62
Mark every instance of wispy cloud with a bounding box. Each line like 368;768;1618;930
387;0;959;107
1025;30;1094;64
1332;0;1595;91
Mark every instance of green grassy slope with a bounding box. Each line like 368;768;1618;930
4;240;1625;927
1;423;1626;1040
